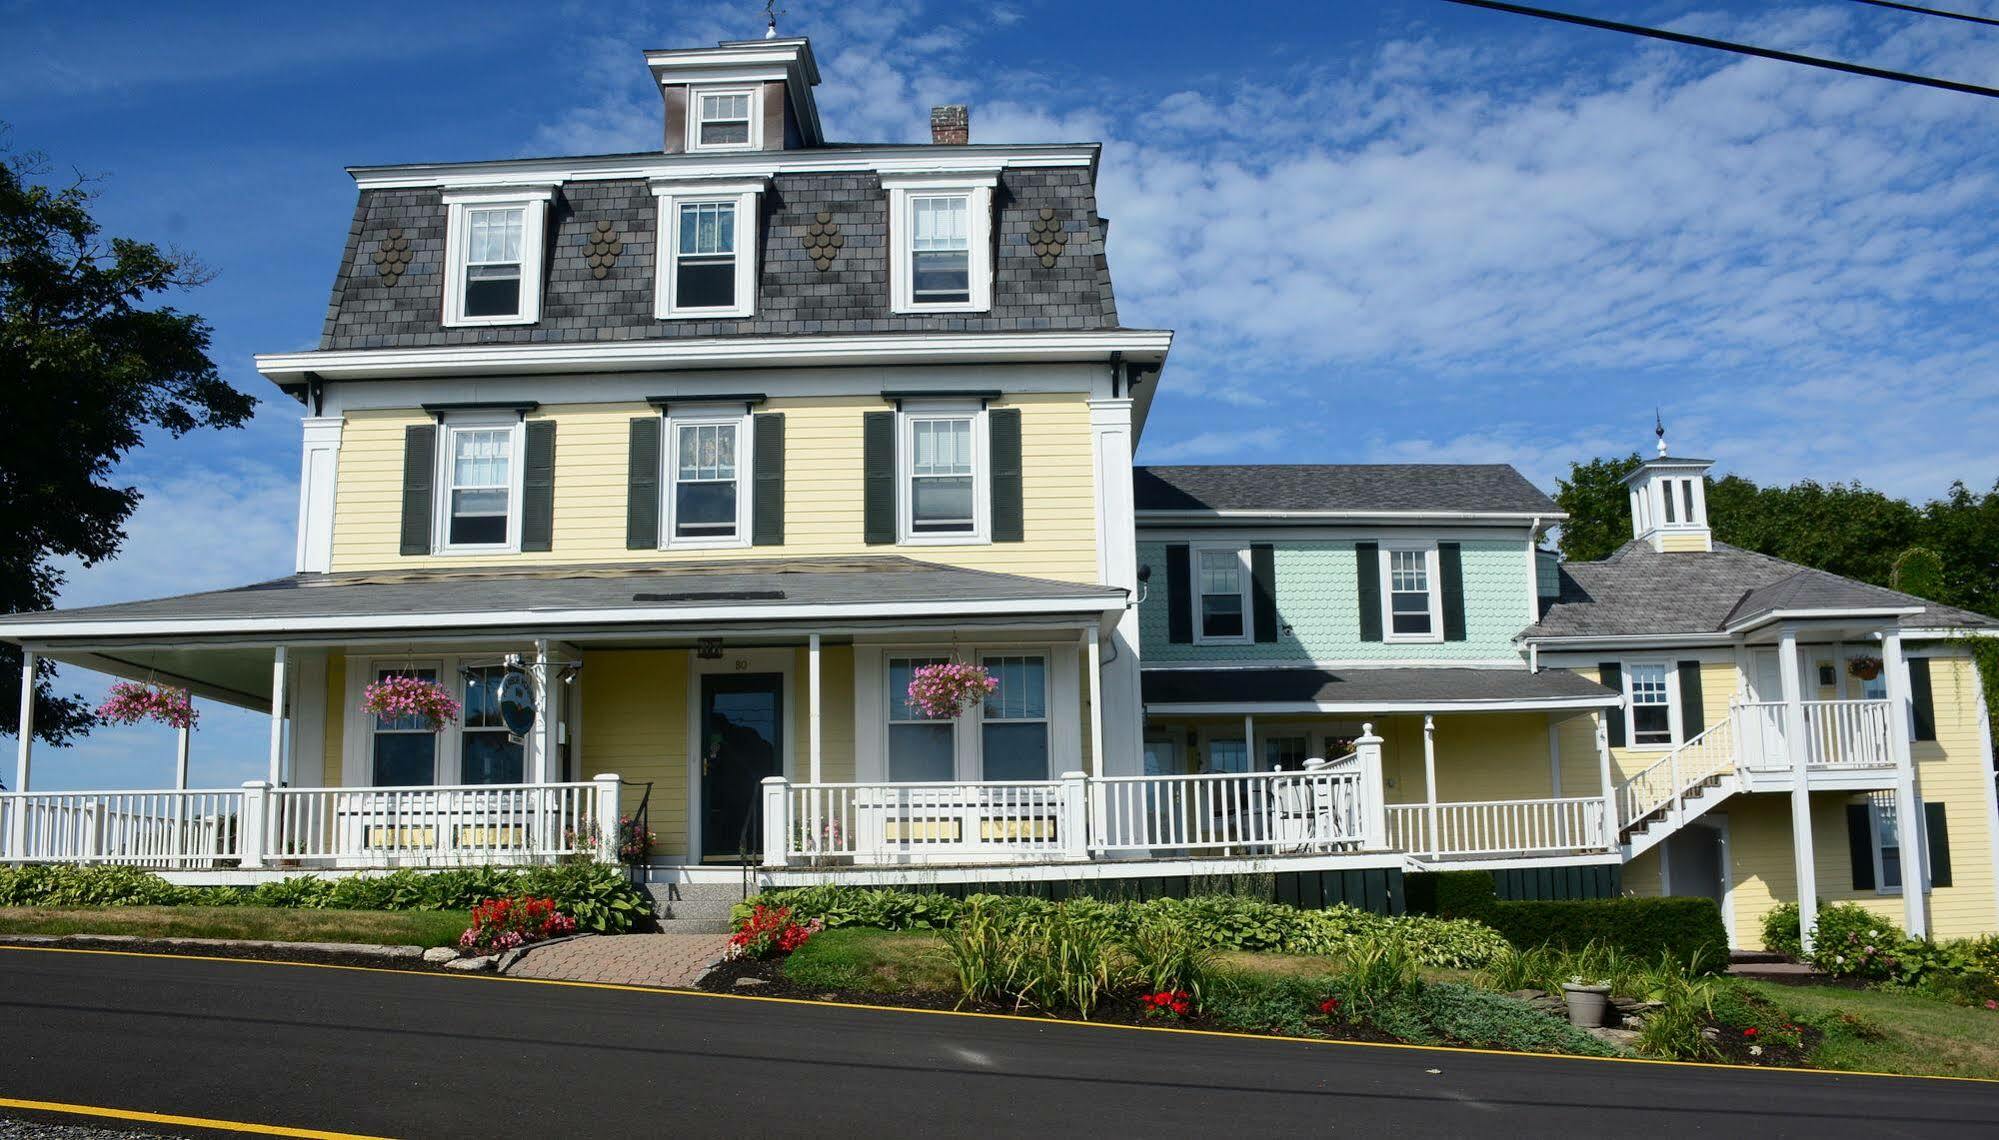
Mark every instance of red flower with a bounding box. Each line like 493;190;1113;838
1742;1027;1758;1037
1319;998;1341;1014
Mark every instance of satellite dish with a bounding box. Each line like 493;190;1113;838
498;668;536;738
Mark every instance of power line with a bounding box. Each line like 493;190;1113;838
1849;1;1999;30
1437;0;1999;99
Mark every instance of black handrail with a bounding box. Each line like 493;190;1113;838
737;805;758;901
621;779;654;884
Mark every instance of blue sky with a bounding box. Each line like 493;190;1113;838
6;0;1999;788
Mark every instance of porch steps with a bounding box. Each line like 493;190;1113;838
643;881;743;935
1620;774;1736;860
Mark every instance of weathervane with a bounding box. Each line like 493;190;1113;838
1654;408;1668;457
765;0;785;38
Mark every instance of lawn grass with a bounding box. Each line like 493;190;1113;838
782;928;955;993
0;906;471;949
1738;979;1999;1080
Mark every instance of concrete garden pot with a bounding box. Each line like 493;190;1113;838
1561;982;1612;1028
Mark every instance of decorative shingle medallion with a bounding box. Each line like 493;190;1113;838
801;210;843;271
587;219;623;280
1028;208;1066;268
371;228;411;286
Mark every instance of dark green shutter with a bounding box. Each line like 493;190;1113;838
1599;662;1627;747
1356;543;1382;642
989;406;1023;543
1909;657;1936;742
1438;542;1466;641
1847;803;1876;890
752;413;785;546
1678;661;1705;738
1251;544;1277;642
863;411;896;545
1925;802;1952;888
521;420;555;552
1165;544;1192;644
625;416;660;550
398;424;436;556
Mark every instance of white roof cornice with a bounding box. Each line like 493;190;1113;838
347;144;1099;191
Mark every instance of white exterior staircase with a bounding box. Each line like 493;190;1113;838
1616;717;1740;860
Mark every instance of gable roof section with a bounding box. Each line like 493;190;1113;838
1527;541;1995;641
0;557;1122;642
1133;464;1559;517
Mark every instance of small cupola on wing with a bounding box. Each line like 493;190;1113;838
1622;418;1714;553
646;36;823;154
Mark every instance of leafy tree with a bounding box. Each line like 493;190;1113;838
1553;453;1642;562
1921;482;1999;618
0;136;254;747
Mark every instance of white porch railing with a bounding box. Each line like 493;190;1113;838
1090;762;1366;855
1735;698;1892;773
0;789;244;867
1617;717;1736;829
1386;797;1610;860
0;777;623;870
775;777;1077;864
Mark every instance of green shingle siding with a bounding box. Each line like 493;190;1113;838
1137;539;1526;663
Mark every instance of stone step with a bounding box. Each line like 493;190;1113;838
1728;949;1790;966
643;882;748;921
655;917;733;935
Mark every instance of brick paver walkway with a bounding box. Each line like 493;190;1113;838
505;933;729;988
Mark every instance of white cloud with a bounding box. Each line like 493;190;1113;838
1142;427;1287;463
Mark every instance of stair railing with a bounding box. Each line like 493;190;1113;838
1615;716;1736;831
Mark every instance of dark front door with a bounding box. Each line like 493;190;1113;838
700;673;784;860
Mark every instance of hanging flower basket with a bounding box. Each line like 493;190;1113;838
96;681;198;731
905;661;999;719
359;674;461;731
1848;656;1884;681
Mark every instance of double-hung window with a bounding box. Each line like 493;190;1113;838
442;188;550;326
981;655;1049;781
460;665;526;785
654;183;760;319
1383;546;1441;641
1626;662;1676;747
438;416;521;552
1869;793;1905;892
887;656;955;781
899;402;986;542
371;668;440;786
885;176;993;313
687;87;759;151
664;410;749;545
1194;546;1250;643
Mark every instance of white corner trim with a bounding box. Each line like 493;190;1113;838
295;417;342;574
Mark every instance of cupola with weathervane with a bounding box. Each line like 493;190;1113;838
646;36;824;154
1622;416;1714;553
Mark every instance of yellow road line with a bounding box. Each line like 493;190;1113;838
0;1095;394;1139
5;942;1995;1086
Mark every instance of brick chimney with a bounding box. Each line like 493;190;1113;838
930;104;969;145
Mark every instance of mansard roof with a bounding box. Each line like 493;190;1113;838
1526;541;1996;641
1133;464;1560;517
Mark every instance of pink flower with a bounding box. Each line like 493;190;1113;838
97;682;198;730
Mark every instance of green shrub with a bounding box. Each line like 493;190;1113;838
0;863;652;934
1806;903;1905;978
1125;915;1217;1003
1201;971;1327;1037
1414;983;1621;1056
1761;902;1803;957
1404;871;1496;919
1331;940;1421;1013
940;897;1124;1017
1482;896;1727;968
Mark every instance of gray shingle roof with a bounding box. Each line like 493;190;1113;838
1528;541;1997;640
320;169;1119;351
0;557;1120;638
1141;667;1618;707
1133;465;1559;515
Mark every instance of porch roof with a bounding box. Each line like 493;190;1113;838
1141;666;1620;714
0;556;1125;645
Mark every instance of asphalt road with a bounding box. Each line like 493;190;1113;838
2;947;1995;1139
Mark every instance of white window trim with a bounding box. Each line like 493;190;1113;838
1622;659;1682;752
1191;543;1253;646
685;84;763;153
653;184;761;320
660;405;753;549
1381;543;1444;645
433;412;526;556
440;187;552;328
870;646;1077;782
345;655;554;789
976;651;1054;781
884;174;996;315
896;399;989;546
1868;795;1928;897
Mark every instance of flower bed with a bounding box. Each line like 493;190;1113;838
459;895;577;955
726;904;823;961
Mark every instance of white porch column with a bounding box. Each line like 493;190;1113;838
808;634;823;785
175;725;191;790
1084;628;1103;778
9;650;33;859
533;639;554;784
1244;714;1256;771
1881;630;1926;938
1547;711;1562;797
1089;397;1144;777
1423;714;1439;855
1596;712;1617;850
1355;723;1387;849
1778;625;1819;952
267;646;288;786
761;776;791;867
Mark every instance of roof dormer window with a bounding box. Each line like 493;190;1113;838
688;86;761;152
441;188;551;328
652;179;763;319
885;175;994;314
